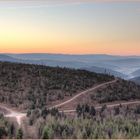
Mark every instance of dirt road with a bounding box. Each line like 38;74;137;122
0;79;117;125
0;105;26;126
0;80;117;126
59;100;140;113
1;78;139;126
49;79;117;109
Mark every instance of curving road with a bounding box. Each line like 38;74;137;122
59;100;140;113
0;79;117;126
49;79;117;109
1;78;139;126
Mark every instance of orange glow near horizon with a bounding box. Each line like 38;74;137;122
0;41;140;55
0;1;139;55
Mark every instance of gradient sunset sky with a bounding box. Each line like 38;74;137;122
0;0;140;55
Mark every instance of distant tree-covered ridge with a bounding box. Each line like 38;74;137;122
0;62;114;109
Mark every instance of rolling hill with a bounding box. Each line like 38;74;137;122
0;62;140;139
131;77;140;85
131;69;140;77
0;61;113;109
82;66;126;78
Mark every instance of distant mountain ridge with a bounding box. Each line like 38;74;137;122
131;69;140;77
0;54;18;62
1;53;140;81
131;77;140;85
82;66;126;78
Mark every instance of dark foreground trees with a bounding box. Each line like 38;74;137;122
0;114;15;139
39;114;140;139
76;104;96;117
16;128;23;139
26;105;140;139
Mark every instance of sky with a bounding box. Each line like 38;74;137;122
0;0;140;55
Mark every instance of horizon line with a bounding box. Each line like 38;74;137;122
1;53;140;57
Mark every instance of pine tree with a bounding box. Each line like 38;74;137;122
16;128;23;139
42;126;53;139
90;106;96;116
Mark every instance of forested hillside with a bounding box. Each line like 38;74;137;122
91;79;140;103
0;62;140;139
0;62;113;109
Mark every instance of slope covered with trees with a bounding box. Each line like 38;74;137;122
0;62;140;139
91;79;140;103
0;62;113;109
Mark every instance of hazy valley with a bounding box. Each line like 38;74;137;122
1;53;140;81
